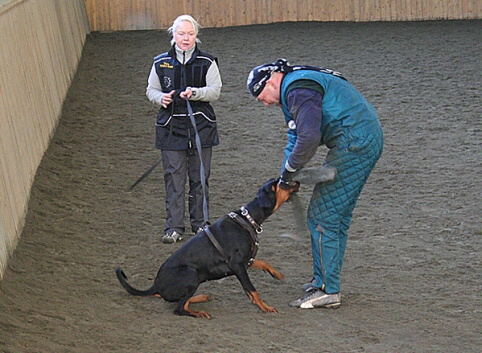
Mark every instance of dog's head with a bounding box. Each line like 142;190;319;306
255;178;299;214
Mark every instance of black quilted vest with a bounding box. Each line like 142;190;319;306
153;45;219;150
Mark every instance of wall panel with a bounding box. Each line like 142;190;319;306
0;0;89;279
82;0;481;32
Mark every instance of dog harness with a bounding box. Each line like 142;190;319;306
204;206;261;267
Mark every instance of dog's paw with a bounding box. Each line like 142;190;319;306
271;270;285;281
193;311;211;319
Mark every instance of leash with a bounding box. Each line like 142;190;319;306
186;99;209;226
129;158;162;190
130;101;176;190
130;99;209;227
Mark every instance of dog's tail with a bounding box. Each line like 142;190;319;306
115;267;158;296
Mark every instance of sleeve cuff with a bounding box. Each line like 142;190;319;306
284;160;297;172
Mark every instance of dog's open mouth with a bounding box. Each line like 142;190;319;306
273;181;300;212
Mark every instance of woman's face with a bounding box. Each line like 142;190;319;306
174;20;197;51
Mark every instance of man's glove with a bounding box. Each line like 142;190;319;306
279;169;298;190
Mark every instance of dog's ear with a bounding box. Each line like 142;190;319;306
257;179;277;209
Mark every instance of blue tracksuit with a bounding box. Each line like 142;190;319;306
280;69;383;294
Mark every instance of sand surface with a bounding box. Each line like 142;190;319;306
1;20;481;352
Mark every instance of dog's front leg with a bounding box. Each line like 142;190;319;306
245;291;278;313
249;259;284;280
231;263;278;313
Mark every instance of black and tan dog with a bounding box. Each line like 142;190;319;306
116;178;298;318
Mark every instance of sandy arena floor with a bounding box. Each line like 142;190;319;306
0;20;481;352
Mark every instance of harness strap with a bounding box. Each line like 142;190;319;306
203;210;261;267
228;212;259;266
204;226;230;263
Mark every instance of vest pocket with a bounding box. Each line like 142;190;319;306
156;110;172;127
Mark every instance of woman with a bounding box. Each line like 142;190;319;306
146;15;222;243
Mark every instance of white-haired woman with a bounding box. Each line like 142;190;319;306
146;15;222;243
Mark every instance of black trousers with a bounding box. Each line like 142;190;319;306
161;148;212;234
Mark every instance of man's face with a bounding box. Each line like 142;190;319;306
174;20;197;51
257;79;281;106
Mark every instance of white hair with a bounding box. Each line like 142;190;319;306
168;15;201;45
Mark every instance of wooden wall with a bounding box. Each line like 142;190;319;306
83;0;481;32
0;0;89;279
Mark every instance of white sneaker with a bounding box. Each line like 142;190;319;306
301;290;341;309
290;289;341;309
301;278;316;292
162;231;183;244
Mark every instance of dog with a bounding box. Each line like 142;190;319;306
116;178;299;318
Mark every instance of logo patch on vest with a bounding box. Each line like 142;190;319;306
159;62;173;69
163;77;172;89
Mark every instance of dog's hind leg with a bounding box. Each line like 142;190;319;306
169;266;212;318
175;295;212;319
189;294;211;304
249;259;284;280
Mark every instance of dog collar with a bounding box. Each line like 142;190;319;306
240;206;263;234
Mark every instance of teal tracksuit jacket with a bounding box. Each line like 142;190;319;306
280;69;384;293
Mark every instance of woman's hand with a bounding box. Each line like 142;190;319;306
180;88;193;100
161;90;176;108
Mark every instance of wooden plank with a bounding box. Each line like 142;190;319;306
283;0;298;22
231;0;245;26
467;0;480;18
297;0;309;21
454;0;463;18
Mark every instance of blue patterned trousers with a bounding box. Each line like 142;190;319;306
307;125;383;294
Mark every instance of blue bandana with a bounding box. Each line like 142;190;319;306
247;59;290;97
247;59;346;97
